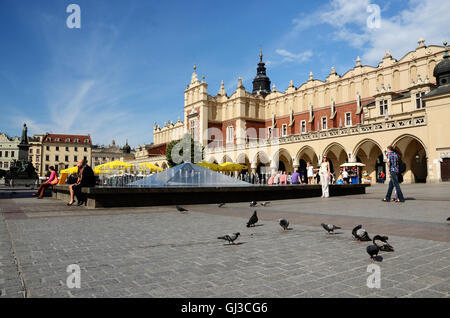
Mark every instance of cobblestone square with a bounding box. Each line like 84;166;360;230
0;184;449;298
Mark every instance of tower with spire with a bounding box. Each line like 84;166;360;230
252;50;271;97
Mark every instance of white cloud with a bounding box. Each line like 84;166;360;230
275;49;313;63
288;0;450;65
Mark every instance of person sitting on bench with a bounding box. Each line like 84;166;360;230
67;159;95;206
33;166;58;199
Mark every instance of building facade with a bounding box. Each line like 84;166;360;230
40;134;92;176
0;133;20;170
92;140;135;167
147;39;450;183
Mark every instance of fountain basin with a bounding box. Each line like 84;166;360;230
52;183;369;209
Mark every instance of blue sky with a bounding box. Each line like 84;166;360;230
1;0;449;147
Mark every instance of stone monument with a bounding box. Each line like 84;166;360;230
5;123;38;187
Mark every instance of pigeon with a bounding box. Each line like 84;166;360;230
373;235;394;252
217;232;240;245
321;223;341;234
218;203;226;208
249;201;258;207
176;205;188;213
247;211;258;227
447;217;450;221
366;245;380;261
279;218;289;231
260;202;270;207
352;225;371;242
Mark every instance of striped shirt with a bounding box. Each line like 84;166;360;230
387;151;399;174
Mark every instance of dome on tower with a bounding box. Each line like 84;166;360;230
252;50;271;97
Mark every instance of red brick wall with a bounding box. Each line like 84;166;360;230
148;143;167;155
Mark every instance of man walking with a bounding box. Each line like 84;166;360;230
383;146;405;203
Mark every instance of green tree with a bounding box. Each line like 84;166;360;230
166;133;204;168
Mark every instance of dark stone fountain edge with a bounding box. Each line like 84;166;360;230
52;184;369;209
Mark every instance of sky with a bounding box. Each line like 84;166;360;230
0;0;449;147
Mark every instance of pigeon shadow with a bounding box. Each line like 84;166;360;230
327;232;344;235
223;242;246;246
252;224;264;227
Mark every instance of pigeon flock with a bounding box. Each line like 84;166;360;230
176;200;397;261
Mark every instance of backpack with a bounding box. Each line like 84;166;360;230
399;158;406;174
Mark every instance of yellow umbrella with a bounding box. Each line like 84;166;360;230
134;162;163;173
94;161;133;173
196;161;221;171
60;166;79;174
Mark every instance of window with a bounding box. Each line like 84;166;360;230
55;155;59;161
345;113;352;127
0;151;2;157
36;156;40;163
29;149;33;154
4;162;8;169
226;126;234;143
11;151;14;158
321;117;327;131
55;138;60;142
65;155;69;161
46;146;50;151
37;149;40;154
45;155;49;161
55;146;59;151
189;119;198;141
5;151;8;157
74;156;78;162
65;147;69;151
74;138;80;143
45;164;49;171
95;157;98;160
84;156;87;162
74;147;78;152
46;137;51;142
84;139;89;143
65;138;71;142
282;124;287;137
416;92;426;109
301;121;306;134
379;99;388;115
84;147;87;152
65;165;69;169
0;162;2;168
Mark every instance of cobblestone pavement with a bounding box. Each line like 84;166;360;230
0;184;449;298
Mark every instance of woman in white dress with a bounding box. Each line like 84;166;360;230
306;162;314;184
319;156;331;198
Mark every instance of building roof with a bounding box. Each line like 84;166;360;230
423;84;450;98
43;133;92;145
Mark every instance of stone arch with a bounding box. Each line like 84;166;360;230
221;155;233;164
362;78;369;97
392;134;427;183
353;139;384;183
295;145;319;165
253;151;271;177
323;142;348;173
161;162;168;169
207;156;218;164
392;69;400;91
236;153;251;172
272;148;294;173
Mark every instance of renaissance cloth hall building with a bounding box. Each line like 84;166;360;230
147;39;450;183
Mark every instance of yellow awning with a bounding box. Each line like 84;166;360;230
219;162;248;171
